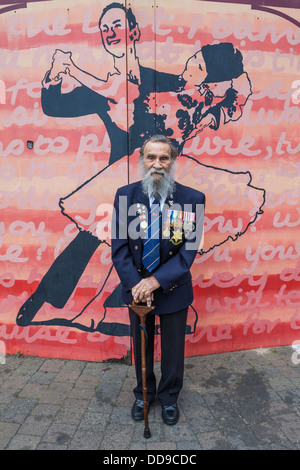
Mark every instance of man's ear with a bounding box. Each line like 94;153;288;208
128;24;141;42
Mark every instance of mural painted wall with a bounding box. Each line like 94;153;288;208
0;0;299;362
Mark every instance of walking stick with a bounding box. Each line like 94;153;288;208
129;303;155;439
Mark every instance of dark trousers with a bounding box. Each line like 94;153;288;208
129;307;188;406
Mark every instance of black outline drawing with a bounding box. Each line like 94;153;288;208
15;2;266;338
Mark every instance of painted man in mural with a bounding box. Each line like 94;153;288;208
40;2;186;162
16;2;263;334
111;134;205;424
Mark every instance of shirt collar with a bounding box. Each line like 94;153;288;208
148;191;166;209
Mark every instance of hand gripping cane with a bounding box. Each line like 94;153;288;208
129;303;155;438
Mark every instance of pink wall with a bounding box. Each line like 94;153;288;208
0;0;299;362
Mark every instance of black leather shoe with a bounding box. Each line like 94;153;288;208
131;399;152;421
162;403;179;425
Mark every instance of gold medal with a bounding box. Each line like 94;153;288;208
170;228;182;245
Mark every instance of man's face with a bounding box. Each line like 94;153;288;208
100;8;127;58
142;141;173;181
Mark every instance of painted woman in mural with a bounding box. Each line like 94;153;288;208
16;2;265;334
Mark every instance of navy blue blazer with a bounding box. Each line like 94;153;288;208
111;180;205;315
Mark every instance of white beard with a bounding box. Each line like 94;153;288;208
141;164;176;201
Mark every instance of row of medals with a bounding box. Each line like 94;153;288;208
137;203;195;245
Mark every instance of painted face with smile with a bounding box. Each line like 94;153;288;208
99;8;127;58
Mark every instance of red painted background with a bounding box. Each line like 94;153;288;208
0;0;299;362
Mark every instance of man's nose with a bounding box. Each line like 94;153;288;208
108;27;116;38
153;158;162;169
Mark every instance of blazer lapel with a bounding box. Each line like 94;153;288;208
130;182;149;254
132;182;149;209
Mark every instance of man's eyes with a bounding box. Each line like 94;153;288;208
146;155;170;162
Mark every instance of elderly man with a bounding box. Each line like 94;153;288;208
111;134;205;425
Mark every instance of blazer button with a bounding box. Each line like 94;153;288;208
135;245;139;250
169;251;173;256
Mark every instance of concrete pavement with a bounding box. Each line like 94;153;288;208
1;345;300;450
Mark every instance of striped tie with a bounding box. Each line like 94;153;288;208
142;199;161;272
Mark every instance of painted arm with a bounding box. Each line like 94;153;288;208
41;49;111;118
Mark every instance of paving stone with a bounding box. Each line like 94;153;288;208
277;388;300;409
177;439;202;450
18;382;49;399
18;414;52;436
268;375;295;391
6;434;41;450
110;406;131;425
39;382;73;404
99;423;134;450
54;369;82;383
54;398;89;425
75;374;100;389
1;345;300;450
79;410;111;432
183;404;219;433
197;430;232;450
225;424;262;450
0;397;38;424
29;371;57;385
39;358;66;373
1;375;30;390
203;392;240;420
146;441;177;450
11;357;45;376
271;413;300;444
42;423;78;445
250;420;291;446
0;386;20;404
0;422;20;449
37;442;68;450
234;396;270;424
68;387;95;400
129;441;147;450
180;388;205;408
60;360;85;372
163;422;194;442
68;429;103;450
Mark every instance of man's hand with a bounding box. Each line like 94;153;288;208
131;276;160;306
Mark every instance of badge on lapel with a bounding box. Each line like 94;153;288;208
137;203;148;236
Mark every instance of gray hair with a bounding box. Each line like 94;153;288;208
139;134;178;161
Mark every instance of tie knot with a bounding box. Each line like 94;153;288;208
152;198;160;206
